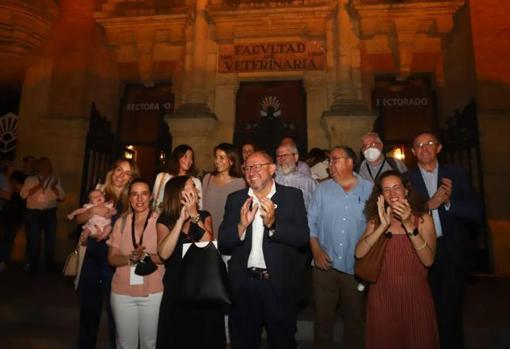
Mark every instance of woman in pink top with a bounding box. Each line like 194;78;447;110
108;178;165;349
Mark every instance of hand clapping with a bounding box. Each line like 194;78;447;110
377;195;392;229
239;197;258;230
259;197;276;228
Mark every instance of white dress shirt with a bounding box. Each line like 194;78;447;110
20;175;65;210
245;181;276;269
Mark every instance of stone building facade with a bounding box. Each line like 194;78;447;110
0;0;509;272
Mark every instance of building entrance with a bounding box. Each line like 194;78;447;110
118;83;173;181
234;80;307;158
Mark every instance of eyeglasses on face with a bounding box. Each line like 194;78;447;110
328;156;348;164
242;163;271;173
276;153;296;159
413;140;437;149
362;142;382;150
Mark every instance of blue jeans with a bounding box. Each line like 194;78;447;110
24;208;57;269
78;238;116;349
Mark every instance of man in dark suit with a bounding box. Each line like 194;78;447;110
409;132;481;349
219;151;310;349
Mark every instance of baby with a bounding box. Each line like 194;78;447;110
68;189;116;243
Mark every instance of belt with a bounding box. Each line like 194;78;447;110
247;267;269;280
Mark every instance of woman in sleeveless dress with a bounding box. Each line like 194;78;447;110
155;175;225;348
355;170;439;349
202;143;246;239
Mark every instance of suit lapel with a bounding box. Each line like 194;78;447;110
412;169;430;199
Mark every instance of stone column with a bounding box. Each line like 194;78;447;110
321;0;376;149
167;0;218;169
16;0;119;258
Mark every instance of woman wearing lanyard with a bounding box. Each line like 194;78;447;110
108;178;164;349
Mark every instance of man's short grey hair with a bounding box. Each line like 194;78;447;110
361;132;382;145
279;143;298;156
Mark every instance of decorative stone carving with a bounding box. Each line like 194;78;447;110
0;0;58;56
353;0;465;80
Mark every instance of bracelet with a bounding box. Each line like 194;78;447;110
190;214;200;224
363;237;374;248
415;240;427;251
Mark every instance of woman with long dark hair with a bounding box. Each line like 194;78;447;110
77;158;139;349
152;145;202;212
202;143;246;238
155;176;225;349
355;170;438;349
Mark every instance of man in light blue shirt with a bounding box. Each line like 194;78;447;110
308;146;373;349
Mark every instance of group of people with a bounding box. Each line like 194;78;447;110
0;156;65;274
1;130;480;349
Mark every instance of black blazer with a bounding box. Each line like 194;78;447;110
218;183;310;305
408;164;481;267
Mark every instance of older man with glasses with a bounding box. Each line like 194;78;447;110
408;132;481;349
219;151;310;349
358;132;407;183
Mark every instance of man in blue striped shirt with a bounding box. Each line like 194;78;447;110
308;146;373;349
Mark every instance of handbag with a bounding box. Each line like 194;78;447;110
354;232;392;283
63;246;79;277
177;241;232;307
135;254;158;276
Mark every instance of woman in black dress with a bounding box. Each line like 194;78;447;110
156;175;226;348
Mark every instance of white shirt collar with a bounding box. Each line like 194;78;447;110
247;180;276;201
418;161;439;175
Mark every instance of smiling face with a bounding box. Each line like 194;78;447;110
412;133;442;168
112;161;133;189
129;182;151;213
178;149;194;174
243;152;276;193
328;148;353;179
381;175;408;208
214;149;232;174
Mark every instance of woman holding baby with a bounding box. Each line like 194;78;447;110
76;159;139;349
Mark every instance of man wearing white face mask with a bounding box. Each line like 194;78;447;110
358;132;407;183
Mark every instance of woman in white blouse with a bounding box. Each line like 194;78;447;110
152;144;202;211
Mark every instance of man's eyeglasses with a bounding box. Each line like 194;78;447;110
242;163;271;173
276;153;295;159
328;156;348;164
414;141;437;149
361;142;382;151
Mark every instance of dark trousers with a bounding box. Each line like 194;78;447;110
24;208;56;268
429;238;465;349
78;238;116;349
229;277;298;349
0;212;24;263
312;268;365;349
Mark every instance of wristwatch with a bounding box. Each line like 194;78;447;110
406;227;419;237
